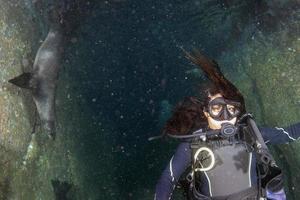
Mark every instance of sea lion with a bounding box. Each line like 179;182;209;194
9;27;63;140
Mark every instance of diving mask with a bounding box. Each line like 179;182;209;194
206;97;241;121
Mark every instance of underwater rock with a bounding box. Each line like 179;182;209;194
0;178;11;200
22;133;39;166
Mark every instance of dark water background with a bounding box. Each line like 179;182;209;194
66;1;204;198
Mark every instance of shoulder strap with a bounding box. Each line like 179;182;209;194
243;114;283;194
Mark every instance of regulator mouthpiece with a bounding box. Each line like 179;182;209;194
220;123;237;138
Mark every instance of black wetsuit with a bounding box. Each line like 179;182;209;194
154;122;300;200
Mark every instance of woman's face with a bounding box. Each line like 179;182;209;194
203;93;238;130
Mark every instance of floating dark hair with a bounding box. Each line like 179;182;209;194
163;97;207;135
184;49;246;114
163;50;246;135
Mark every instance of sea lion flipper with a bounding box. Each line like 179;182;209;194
51;179;72;199
8;72;33;89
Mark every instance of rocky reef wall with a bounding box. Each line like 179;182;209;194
0;1;116;199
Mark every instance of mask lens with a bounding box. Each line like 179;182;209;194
226;101;241;117
227;104;237;115
210;104;223;117
207;97;241;120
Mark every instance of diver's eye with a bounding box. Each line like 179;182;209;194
210;104;223;116
227;105;237;115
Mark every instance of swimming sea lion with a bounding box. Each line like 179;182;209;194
9;27;63;140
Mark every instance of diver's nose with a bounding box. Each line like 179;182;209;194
220;109;229;121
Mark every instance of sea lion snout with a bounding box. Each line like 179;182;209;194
44;120;56;140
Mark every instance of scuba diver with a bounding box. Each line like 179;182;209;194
153;51;300;200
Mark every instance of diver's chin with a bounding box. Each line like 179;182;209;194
208;117;237;130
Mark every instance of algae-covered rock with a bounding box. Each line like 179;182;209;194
0;3;35;199
22;133;39;166
217;15;300;200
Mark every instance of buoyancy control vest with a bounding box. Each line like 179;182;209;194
189;130;257;199
184;114;283;200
